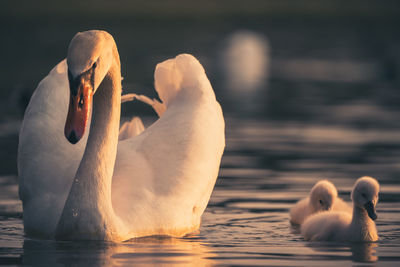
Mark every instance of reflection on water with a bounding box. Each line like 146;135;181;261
272;58;380;83
22;236;216;266
3;116;400;265
306;242;378;263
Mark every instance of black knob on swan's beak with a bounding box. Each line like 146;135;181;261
67;131;79;144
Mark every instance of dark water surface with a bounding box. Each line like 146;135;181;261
1;115;400;266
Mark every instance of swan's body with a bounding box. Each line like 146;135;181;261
18;31;225;241
290;180;351;225
301;177;379;242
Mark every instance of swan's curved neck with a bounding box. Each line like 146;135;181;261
352;205;371;223
350;205;375;239
78;60;121;196
76;61;121;205
56;51;123;240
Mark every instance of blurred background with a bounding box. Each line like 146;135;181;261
1;1;400;265
0;0;400;174
1;2;400;111
1;0;400;175
1;1;400;117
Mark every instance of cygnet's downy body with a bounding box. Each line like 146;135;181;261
290;180;351;225
301;176;379;242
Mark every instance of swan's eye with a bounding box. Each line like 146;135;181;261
361;193;366;198
92;62;97;69
79;93;84;108
319;200;323;205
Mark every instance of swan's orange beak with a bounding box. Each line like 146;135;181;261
65;71;93;144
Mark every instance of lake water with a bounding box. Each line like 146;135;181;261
1;4;400;265
1;114;400;266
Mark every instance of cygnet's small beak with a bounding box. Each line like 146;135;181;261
364;201;377;220
324;205;332;211
64;70;93;144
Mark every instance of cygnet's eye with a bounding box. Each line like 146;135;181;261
319;200;323;205
92;62;97;69
361;193;366;198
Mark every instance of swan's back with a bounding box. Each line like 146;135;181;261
112;54;225;236
301;209;378;241
333;198;352;213
18;60;87;237
301;211;352;241
290;197;352;225
290;198;313;225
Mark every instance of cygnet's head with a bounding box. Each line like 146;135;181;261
310;180;338;212
65;30;117;144
351;176;380;220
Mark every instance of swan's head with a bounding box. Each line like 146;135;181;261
64;30;116;144
351;176;380;220
309;180;338;212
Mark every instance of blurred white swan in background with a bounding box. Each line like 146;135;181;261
290;180;351;225
18;30;225;241
221;30;270;113
301;176;379;242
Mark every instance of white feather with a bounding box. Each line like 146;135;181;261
118;117;145;140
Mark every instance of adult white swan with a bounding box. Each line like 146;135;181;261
18;30;225;241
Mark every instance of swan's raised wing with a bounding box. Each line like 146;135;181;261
112;54;225;236
118;117;145;140
121;93;166;116
18;60;88;237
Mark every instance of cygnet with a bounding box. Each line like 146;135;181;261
301;176;379;242
290;180;351;225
